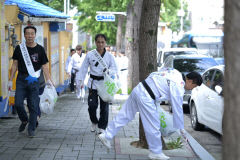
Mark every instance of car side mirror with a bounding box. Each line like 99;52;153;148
215;85;223;96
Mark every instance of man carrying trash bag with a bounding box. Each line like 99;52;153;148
98;68;202;160
8;25;53;138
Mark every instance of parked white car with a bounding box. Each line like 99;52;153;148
157;48;198;69
162;54;218;108
189;65;224;134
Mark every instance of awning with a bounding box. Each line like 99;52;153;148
5;0;69;19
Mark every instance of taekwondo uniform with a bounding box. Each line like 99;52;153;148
67;52;85;97
76;49;118;130
104;68;185;154
119;55;128;94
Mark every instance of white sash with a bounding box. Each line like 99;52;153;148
93;49;108;73
20;42;41;78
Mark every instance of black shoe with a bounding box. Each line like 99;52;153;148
98;129;105;134
28;130;35;138
18;122;27;132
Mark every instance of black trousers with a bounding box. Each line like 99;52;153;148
70;72;76;92
88;89;109;129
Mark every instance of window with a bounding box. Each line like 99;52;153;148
212;70;224;90
203;70;215;88
163;56;174;68
173;58;218;73
157;51;162;66
163;51;197;62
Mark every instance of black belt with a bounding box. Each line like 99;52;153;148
73;68;79;72
18;72;29;76
90;74;104;80
142;80;155;100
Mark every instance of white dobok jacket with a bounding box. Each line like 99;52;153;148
76;49;118;89
145;68;185;129
67;53;85;74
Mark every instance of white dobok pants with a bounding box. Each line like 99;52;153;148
119;70;128;94
105;83;163;154
76;80;85;99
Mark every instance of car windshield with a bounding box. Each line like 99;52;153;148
174;58;218;73
164;51;197;61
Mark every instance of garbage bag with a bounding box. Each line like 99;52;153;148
157;103;177;136
39;85;58;114
95;73;120;102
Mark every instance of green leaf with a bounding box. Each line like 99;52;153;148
166;136;183;150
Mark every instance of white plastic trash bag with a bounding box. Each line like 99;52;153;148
39;85;58;114
157;103;177;136
95;73;120;102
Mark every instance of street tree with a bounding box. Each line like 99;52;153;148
76;0;129;46
223;0;240;159
160;0;190;33
160;0;180;32
116;15;125;54
125;0;143;91
35;0;79;12
138;0;161;148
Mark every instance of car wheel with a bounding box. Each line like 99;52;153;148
190;102;204;131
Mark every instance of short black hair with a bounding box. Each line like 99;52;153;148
95;34;107;41
24;26;37;34
76;45;82;50
70;49;75;52
186;71;203;86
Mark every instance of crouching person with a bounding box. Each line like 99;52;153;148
98;68;202;160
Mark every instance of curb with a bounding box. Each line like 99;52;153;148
185;130;215;160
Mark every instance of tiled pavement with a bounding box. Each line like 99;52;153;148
0;93;203;160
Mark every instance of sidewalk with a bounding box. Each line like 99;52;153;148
0;92;213;160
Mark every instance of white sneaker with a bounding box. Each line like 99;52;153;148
91;123;97;132
98;128;105;134
98;133;111;149
148;152;170;160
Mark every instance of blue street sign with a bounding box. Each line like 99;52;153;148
95;14;115;22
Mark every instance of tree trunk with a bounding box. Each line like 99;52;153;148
223;0;240;159
125;0;143;91
116;15;125;54
138;0;161;148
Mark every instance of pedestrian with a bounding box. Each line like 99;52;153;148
76;34;118;134
105;45;111;52
65;49;76;92
117;51;128;94
67;45;85;98
8;25;53;138
98;68;203;160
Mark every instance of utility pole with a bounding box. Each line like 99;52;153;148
64;0;70;15
178;0;184;35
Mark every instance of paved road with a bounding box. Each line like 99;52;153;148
162;105;222;160
0;93;202;160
